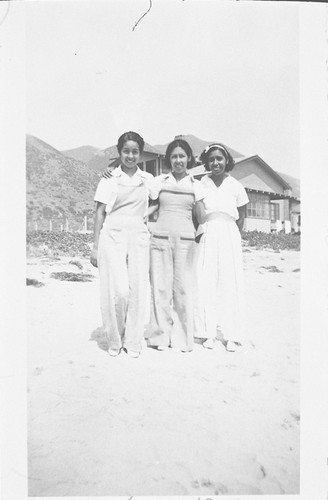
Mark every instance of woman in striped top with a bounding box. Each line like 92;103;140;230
147;139;206;352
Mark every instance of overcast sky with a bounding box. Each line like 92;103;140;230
26;0;299;176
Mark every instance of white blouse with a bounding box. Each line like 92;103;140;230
201;174;249;221
94;166;154;213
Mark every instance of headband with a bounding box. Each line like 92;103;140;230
203;144;229;157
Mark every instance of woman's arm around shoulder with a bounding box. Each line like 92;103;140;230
148;173;167;201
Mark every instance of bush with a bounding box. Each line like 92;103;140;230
26;231;93;257
241;230;300;251
26;229;301;257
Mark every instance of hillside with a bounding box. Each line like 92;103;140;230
26;135;100;221
61;145;101;163
278;172;300;199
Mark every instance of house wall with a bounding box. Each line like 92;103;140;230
271;200;290;221
232;159;285;195
290;199;300;214
246;192;270;219
290;200;301;232
159;157;168;174
243;218;271;233
138;152;165;176
244;191;293;233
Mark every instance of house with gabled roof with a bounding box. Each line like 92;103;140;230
190;154;300;234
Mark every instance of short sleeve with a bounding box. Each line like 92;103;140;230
94;178;117;204
148;175;164;200
193;178;209;202
141;172;158;200
236;181;249;207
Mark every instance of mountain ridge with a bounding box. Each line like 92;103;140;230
61;145;102;164
27;135;100;221
153;134;244;159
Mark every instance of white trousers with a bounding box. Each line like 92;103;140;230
196;214;245;342
148;232;196;351
98;217;150;352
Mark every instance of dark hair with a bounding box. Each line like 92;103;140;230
117;131;144;154
200;143;235;172
164;139;195;169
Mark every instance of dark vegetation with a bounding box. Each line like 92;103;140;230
26;231;93;257
50;272;94;282
26;229;300;258
26;278;45;287
241;230;300;251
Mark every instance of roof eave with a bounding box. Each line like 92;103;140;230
235;156;292;191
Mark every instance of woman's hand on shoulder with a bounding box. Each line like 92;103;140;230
102;167;113;179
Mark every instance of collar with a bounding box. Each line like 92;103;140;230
111;165;148;178
204;173;231;184
163;172;195;182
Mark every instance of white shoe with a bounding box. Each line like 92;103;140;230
226;341;239;352
108;348;121;357
203;338;215;349
157;346;169;351
125;349;140;358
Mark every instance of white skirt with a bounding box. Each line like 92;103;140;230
195;213;245;342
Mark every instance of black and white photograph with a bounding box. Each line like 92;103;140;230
1;1;328;499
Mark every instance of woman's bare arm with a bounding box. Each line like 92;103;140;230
147;199;159;218
236;204;246;233
90;202;106;267
194;200;207;225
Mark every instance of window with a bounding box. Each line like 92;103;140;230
270;203;280;221
246;192;270;219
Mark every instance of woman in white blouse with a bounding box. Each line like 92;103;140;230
195;144;249;352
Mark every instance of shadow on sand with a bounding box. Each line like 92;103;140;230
89;326;109;352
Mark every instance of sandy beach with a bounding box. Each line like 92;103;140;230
26;245;300;497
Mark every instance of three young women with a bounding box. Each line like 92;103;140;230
91;134;248;357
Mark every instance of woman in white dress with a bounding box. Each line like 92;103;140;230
196;143;249;352
90;131;154;358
